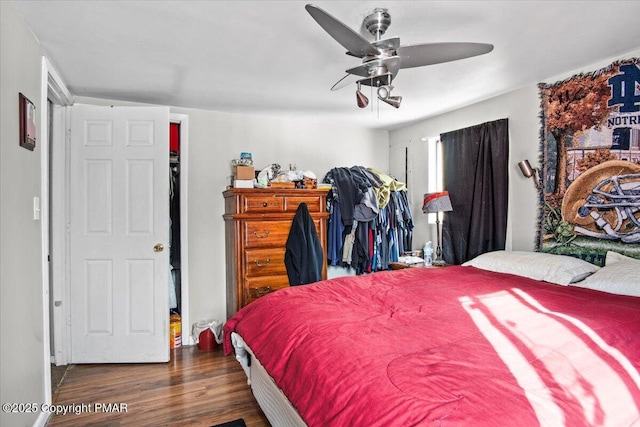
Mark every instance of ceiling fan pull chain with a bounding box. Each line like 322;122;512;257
370;80;374;112
376;81;380;119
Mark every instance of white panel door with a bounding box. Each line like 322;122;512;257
70;105;169;363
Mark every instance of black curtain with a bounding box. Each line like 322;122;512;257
441;118;509;265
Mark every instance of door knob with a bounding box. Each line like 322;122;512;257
153;243;164;252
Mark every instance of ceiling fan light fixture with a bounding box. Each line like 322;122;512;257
381;95;402;109
356;83;369;108
377;85;393;100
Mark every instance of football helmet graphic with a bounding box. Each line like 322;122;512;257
562;160;640;243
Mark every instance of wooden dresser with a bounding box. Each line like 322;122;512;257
223;188;329;319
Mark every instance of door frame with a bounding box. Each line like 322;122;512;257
39;56;73;426
49;93;73;367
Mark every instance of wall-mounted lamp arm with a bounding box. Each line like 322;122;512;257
518;159;541;189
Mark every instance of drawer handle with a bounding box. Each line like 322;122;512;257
253;286;272;296
254;259;271;267
253;230;270;238
262;202;268;207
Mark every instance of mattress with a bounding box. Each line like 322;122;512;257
232;332;306;427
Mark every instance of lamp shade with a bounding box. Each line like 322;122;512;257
356;82;369;108
422;191;453;214
518;159;534;178
356;89;369;108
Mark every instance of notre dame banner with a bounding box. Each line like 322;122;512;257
537;57;640;264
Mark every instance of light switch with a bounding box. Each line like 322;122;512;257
33;196;40;220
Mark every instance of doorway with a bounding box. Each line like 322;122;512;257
169;114;190;345
47;108;190;365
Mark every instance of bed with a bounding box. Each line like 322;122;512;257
223;251;640;426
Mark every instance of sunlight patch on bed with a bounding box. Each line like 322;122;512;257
460;289;640;426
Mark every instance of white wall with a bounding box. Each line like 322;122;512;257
390;86;540;253
0;2;47;426
391;48;640;254
75;97;389;325
170;107;389;324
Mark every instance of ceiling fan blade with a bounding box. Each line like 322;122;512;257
397;42;494;69
305;4;380;58
330;74;359;91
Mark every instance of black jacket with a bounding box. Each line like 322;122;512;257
285;203;324;286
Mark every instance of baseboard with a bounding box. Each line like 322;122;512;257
34;410;50;427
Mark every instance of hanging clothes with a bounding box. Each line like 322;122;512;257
323;166;414;274
326;168;359;227
327;201;345;266
285;203;324;286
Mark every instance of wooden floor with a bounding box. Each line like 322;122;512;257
47;345;270;427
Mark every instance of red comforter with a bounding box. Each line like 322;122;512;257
223;266;640;426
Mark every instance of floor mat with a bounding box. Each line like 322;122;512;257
211;419;246;427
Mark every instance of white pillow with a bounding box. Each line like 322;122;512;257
606;250;638;266
572;251;640;297
462;250;599;285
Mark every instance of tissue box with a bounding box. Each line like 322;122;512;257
234;166;255;180
233;179;254;188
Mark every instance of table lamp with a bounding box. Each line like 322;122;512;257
422;191;453;266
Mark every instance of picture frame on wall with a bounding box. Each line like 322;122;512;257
19;92;36;151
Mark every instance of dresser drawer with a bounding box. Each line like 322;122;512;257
244;219;323;248
242;196;284;213
244;275;289;305
284;196;322;213
244;220;292;248
245;247;287;277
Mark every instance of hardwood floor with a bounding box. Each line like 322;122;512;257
47;345;270;427
50;363;69;395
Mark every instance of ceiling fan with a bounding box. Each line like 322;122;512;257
305;4;494;109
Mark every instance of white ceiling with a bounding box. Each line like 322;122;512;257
15;1;640;131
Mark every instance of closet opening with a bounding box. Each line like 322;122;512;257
168;113;189;346
170;122;182;321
